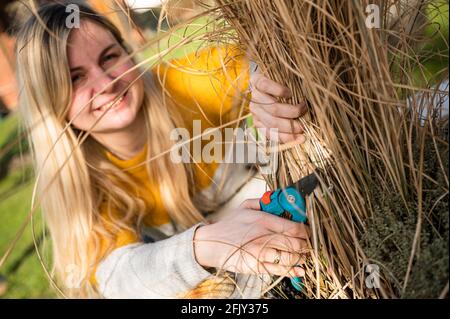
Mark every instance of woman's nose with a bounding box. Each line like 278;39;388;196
91;66;116;94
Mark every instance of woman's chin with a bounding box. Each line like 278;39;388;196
94;107;139;132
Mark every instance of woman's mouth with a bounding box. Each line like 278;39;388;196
94;90;128;113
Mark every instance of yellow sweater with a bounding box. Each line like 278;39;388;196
91;45;250;291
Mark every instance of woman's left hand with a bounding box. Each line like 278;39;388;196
249;73;308;144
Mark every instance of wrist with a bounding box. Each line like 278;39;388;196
193;224;215;268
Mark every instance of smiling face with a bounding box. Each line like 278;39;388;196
66;20;144;133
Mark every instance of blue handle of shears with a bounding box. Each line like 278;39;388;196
259;186;307;292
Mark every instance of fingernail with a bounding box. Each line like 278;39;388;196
294;266;305;277
296;135;306;144
299;102;308;112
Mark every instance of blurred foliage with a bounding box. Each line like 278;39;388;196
0;114;29;179
362;119;449;298
0;114;54;298
138;15;221;63
415;0;449;85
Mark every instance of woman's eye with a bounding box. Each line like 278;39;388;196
71;74;84;84
103;53;119;65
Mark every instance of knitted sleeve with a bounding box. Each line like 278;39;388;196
95;223;213;298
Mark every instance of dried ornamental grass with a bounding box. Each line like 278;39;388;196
198;0;449;298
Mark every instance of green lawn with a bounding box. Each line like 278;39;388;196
0;182;54;298
0;113;55;298
138;15;223;64
414;1;449;85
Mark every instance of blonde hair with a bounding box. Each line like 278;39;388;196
16;3;205;298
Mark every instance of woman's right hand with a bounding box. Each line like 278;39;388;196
193;199;309;278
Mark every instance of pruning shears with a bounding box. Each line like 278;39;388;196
259;172;319;292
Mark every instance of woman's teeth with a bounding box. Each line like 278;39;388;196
97;93;125;112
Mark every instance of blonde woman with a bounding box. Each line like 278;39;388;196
16;3;309;298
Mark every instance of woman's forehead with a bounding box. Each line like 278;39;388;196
67;20;116;65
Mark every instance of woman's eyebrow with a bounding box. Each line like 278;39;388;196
98;43;118;63
70;43;118;72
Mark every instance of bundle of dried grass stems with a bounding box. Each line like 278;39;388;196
188;0;448;298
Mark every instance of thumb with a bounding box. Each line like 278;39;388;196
240;198;262;211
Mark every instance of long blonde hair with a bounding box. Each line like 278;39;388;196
16;3;205;298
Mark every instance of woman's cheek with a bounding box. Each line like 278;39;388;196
111;61;136;82
66;95;93;131
123;73;144;114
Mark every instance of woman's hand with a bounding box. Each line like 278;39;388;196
193;199;309;278
249;73;308;144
